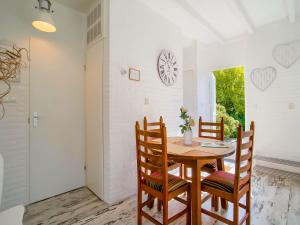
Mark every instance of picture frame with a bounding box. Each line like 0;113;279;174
129;68;140;81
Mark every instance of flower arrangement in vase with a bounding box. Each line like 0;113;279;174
179;107;195;145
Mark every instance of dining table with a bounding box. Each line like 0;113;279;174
159;136;235;225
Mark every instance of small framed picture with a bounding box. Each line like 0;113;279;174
129;68;140;81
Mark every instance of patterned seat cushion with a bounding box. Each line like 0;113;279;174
202;160;217;172
201;171;235;193
147;159;180;170
144;172;188;192
168;160;177;166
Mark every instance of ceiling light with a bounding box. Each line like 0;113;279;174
32;0;56;33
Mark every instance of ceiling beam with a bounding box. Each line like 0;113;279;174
175;0;225;44
284;0;296;23
225;0;254;34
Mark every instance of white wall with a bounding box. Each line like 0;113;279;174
0;0;86;209
183;42;198;134
105;0;183;203
197;20;300;163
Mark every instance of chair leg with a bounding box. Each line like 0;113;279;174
162;200;168;225
157;199;162;212
184;166;189;179
233;201;239;225
146;194;154;209
137;187;142;225
186;189;191;225
246;191;251;225
212;196;219;211
180;164;184;179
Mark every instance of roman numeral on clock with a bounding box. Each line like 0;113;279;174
158;50;178;86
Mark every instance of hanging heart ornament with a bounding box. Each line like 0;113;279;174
272;40;300;68
250;67;277;91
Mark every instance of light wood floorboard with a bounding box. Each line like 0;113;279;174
23;166;300;225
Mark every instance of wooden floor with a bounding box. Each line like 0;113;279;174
23;166;300;225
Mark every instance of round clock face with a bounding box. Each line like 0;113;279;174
157;50;178;86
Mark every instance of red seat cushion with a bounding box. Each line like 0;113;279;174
147;159;179;168
144;172;188;192
202;160;217;172
201;171;235;193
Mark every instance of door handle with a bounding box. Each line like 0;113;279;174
33;112;39;128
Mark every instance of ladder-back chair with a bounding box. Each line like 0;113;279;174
201;122;255;225
135;121;191;225
144;116;183;175
184;117;224;179
184;116;225;209
144;116;183;211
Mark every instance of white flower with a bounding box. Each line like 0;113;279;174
180;106;188;113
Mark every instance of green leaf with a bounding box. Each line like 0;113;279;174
213;66;245;136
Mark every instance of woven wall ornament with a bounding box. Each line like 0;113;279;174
0;40;28;119
273;40;300;69
250;67;277;91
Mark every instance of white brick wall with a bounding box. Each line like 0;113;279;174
104;0;184;203
197;20;300;164
0;47;29;210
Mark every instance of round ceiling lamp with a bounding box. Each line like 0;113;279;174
32;0;56;33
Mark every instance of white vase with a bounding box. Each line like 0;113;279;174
184;130;193;146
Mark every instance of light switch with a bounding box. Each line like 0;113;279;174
33;112;39;128
144;97;149;105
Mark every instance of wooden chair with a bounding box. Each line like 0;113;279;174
144;116;183;175
199;116;225;174
199;116;224;141
135;121;191;225
144;116;183;211
201;122;255;225
184;116;224;209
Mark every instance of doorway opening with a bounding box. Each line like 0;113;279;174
212;66;245;138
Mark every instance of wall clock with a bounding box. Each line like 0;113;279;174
157;50;178;86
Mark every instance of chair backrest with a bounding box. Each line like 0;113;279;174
135;121;169;193
143;116;164;174
143;116;163;133
234;122;255;192
198;116;224;141
0;154;3;207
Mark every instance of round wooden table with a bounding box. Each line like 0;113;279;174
165;137;235;225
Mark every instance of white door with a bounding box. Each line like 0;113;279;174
29;37;85;203
85;40;104;199
209;74;216;122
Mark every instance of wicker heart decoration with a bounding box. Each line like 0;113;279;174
273;40;300;68
250;67;277;91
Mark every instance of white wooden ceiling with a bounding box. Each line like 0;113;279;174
140;0;299;44
53;0;299;44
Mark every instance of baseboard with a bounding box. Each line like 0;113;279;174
255;155;300;174
225;156;300;174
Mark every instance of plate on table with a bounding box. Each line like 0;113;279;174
200;141;229;148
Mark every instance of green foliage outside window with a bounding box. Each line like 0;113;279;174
216;104;239;138
213;66;245;138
